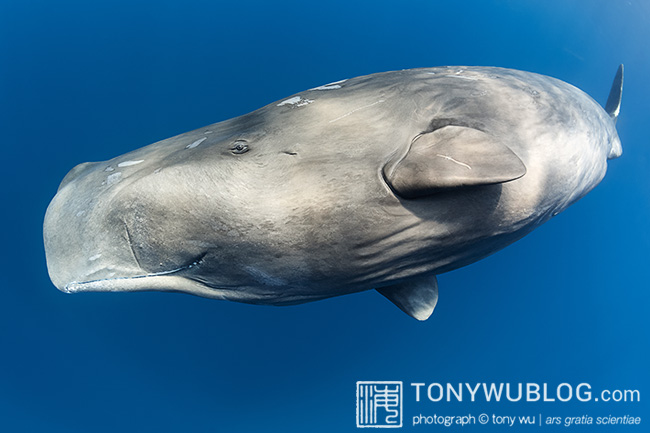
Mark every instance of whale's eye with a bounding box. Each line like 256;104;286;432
230;141;249;155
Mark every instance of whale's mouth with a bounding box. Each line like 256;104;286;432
61;253;218;297
63;256;203;293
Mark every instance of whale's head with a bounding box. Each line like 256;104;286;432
43;102;367;305
43;113;308;302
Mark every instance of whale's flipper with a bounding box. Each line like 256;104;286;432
384;126;526;199
605;64;624;123
377;275;439;321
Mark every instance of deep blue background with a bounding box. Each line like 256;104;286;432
1;0;648;431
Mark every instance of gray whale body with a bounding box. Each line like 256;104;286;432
43;65;623;320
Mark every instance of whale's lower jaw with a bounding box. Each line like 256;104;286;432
61;274;336;306
63;274;229;299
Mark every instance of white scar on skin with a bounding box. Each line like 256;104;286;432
277;96;314;107
311;79;347;90
329;99;385;123
105;172;123;185
444;74;478;81
117;160;144;167
312;84;341;90
436;154;472;170
186;137;207;149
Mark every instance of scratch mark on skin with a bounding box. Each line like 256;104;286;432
436;154;472;170
124;223;143;270
329;99;385;123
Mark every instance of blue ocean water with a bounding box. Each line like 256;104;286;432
1;0;648;431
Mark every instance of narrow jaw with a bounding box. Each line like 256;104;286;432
62;257;204;294
60;271;290;305
62;273;231;300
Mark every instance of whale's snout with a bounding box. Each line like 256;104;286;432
44;162;144;292
57;161;101;192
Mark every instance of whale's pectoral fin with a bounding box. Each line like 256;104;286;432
383;126;526;199
377;274;438;321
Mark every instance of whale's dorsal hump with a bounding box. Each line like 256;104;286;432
383;126;526;199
